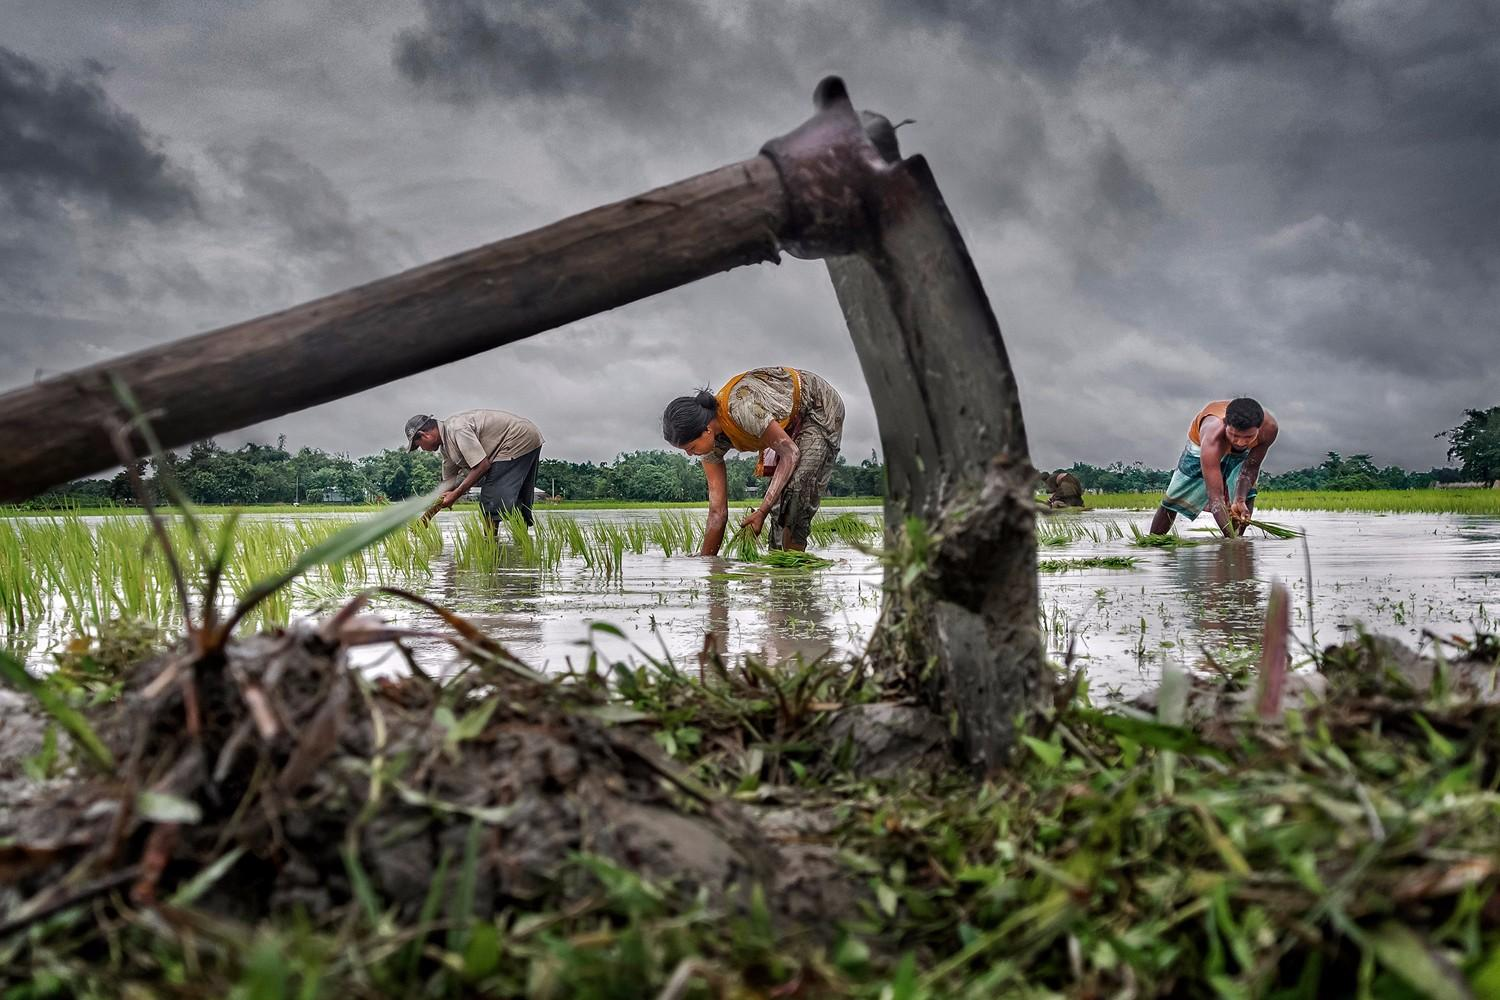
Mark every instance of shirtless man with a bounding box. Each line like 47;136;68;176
1150;398;1278;537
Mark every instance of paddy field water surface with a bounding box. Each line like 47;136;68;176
2;505;1495;698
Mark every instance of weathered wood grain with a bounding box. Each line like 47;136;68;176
0;157;787;501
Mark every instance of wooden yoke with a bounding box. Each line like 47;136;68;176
0;77;1042;770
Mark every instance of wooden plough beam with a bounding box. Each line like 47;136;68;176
0;77;1042;770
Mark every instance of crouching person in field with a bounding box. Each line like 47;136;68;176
662;366;845;554
1043;470;1085;508
1151;398;1278;537
405;410;544;534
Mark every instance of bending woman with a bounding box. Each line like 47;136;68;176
662;367;845;555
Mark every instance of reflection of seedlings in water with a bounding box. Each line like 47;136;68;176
1040;601;1081;646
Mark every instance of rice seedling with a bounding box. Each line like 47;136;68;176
648;512;701;557
1241;517;1301;539
1037;555;1139;572
0;506;453;649
557;516;592;561
589;522;628;579
0;522;39;631
757;551;835;570
1187;517;1303;540
1129;524;1207;548
622;520;650;555
451;511;566;574
1035;519;1090;546
381;518;444;576
807;512;881;547
1035;518;1081;547
725;522;762;562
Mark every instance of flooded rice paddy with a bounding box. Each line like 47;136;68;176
1036;507;1498;696
4;505;1497;697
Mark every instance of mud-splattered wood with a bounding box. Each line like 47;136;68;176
766;84;1043;774
0;157;787;501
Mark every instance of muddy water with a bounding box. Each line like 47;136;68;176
360;507;1496;696
1036;508;1499;697
347;507;885;677
11;507;1498;698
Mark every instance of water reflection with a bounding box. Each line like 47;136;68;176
21;507;1495;701
436;554;547;658
702;559;732;664
1172;540;1264;652
759;572;834;666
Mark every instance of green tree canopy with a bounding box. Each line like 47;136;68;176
1440;406;1500;485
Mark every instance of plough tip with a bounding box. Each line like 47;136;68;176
813;75;849;109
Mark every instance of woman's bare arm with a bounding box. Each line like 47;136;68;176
700;459;730;556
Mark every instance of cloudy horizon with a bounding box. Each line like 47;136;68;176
2;0;1496;478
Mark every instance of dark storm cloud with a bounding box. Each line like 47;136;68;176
5;1;1497;472
382;0;1495;470
0;45;204;322
392;0;792;120
881;0;1351;82
216;139;415;293
395;0;651;101
906;0;1495;468
0;38;413;395
0;46;198;221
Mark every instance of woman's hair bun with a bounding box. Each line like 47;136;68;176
694;389;717;410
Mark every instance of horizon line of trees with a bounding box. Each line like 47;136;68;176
18;406;1498;508
20;440;889;508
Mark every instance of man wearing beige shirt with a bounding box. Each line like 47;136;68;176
405;409;545;532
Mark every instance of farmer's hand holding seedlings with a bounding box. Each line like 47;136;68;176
740;508;767;538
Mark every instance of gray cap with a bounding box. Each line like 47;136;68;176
404;414;434;451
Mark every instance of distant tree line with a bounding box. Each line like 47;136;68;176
21;440;887;508
1259;454;1467;491
537;450;886;503
23;405;1497;508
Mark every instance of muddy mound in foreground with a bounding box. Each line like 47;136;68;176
0;624;776;924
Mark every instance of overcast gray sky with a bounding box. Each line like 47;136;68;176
2;0;1496;473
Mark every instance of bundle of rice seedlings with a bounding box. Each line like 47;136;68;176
1129;525;1205;548
758;550;834;570
1037;555;1139;572
1243;518;1301;539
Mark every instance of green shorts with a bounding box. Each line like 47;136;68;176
1161;441;1255;520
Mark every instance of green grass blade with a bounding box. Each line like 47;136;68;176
0;648;115;771
167;847;246;907
229;491;438;626
341;841;385;927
